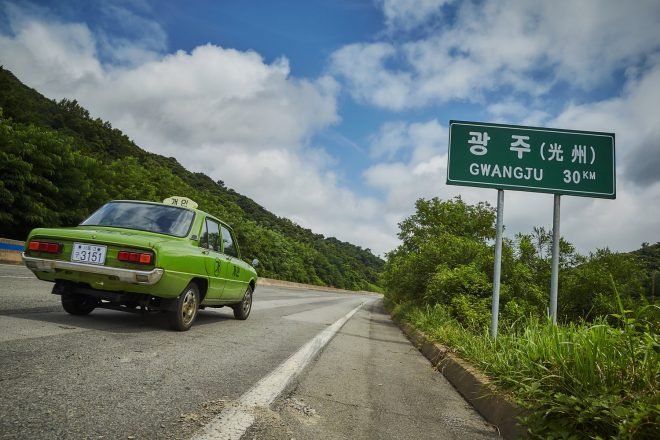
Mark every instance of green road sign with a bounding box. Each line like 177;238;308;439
447;120;616;198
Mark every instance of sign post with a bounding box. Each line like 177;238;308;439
447;120;615;333
549;195;561;324
490;190;504;338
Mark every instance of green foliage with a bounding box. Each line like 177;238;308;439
560;249;647;321
426;264;492;302
0;121;110;237
386;196;659;438
393;301;659;439
383;197;495;305
385;196;649;324
0;67;384;291
397;196;495;252
630;242;660;301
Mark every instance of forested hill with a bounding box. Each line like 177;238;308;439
0;67;384;291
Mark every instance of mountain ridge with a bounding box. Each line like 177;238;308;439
0;66;384;290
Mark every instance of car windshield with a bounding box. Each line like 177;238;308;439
80;202;195;237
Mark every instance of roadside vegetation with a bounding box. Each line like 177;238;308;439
384;197;659;439
0;67;383;291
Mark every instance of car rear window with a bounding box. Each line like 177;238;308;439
80;202;195;237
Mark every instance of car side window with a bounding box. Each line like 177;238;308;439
201;219;221;252
200;221;209;248
221;226;238;258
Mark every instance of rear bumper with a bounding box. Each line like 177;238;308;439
22;253;164;285
51;281;178;312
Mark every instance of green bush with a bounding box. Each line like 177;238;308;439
385;197;659;438
394;301;659;439
425;263;491;303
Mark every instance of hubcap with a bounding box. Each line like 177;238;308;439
242;290;252;315
181;289;197;325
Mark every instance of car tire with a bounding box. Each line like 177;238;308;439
169;283;200;331
232;285;253;320
61;294;97;316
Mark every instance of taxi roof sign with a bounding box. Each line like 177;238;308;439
163;196;198;209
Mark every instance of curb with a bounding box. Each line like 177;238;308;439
396;321;529;439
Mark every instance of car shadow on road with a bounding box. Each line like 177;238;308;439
3;307;236;334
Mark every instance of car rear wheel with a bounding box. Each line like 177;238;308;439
232;285;253;320
61;294;97;316
169;282;200;331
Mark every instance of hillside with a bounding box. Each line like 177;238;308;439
0;67;384;290
630;242;660;298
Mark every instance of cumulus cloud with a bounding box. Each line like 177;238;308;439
365;120;452;232
377;0;452;31
0;5;103;93
2;0;659;258
364;57;660;254
96;3;167;65
0;4;393;253
332;0;660;110
330;43;411;110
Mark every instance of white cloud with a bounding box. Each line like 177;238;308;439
92;3;167;66
333;0;660;110
377;0;452;31
0;10;103;92
364;57;660;254
0;5;396;253
2;0;659;259
364;120;453;236
330;42;411;110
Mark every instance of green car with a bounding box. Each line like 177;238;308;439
22;197;259;331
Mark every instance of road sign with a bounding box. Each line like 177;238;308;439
447;120;616;198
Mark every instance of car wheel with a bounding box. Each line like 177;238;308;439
232;285;253;320
61;294;97;316
169;283;200;331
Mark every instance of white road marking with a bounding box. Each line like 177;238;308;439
283;299;364;324
252;296;343;311
191;300;368;440
0;276;35;279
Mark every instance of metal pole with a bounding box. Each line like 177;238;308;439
549;194;561;324
490;189;504;338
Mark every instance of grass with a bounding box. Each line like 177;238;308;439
389;299;659;439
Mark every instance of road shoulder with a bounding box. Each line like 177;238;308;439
249;298;500;439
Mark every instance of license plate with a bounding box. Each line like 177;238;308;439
71;243;107;265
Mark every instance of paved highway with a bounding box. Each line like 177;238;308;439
0;263;499;439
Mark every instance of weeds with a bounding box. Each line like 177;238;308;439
391;300;659;439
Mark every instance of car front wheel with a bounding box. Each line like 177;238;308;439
169;283;200;331
61;294;97;316
232;285;253;320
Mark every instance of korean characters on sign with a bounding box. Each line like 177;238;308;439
162;196;199;209
448;121;615;198
467;130;543;182
466;131;598;184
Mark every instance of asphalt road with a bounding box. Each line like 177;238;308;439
0;264;499;439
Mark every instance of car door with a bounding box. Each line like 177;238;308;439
200;218;227;302
220;225;247;300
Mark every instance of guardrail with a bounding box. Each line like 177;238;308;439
0;238;24;264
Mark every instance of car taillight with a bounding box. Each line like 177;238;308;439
28;241;62;254
117;251;153;265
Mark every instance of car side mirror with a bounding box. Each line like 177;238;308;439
251;258;259;268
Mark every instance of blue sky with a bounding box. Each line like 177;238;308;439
1;0;660;255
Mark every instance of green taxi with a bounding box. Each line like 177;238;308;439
22;197;258;331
